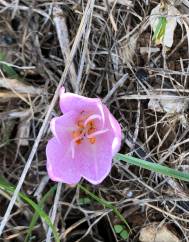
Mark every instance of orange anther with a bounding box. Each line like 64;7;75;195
76;139;82;145
77;120;84;129
72;130;83;145
88;121;93;126
72;115;97;145
72;130;82;138
88;137;96;144
87;127;96;135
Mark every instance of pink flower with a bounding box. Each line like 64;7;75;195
46;88;122;185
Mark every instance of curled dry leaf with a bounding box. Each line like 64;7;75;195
139;223;180;242
0;77;42;95
148;93;188;114
150;3;179;48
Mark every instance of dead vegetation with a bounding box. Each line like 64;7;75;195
1;0;189;241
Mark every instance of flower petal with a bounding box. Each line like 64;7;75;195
46;137;81;184
103;105;122;155
50;111;78;144
59;91;105;125
76;137;113;184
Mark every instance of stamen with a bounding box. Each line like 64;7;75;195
87;126;96;135
84;114;101;127
71;130;84;145
72;130;82;139
77;120;84;129
71;113;106;147
87;129;109;138
88;137;96;144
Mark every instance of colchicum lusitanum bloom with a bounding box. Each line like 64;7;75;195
46;88;121;185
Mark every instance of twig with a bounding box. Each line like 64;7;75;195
103;73;128;103
115;94;189;100
34;176;49;201
46;183;62;242
53;6;77;92
76;8;94;94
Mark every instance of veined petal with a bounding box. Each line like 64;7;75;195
86;129;109;138
50;111;78;144
76;137;113;184
59;90;105;126
46;137;81;184
103;105;122;156
84;114;102;127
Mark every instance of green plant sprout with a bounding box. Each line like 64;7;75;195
114;224;129;240
152;16;167;44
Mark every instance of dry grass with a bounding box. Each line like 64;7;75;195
0;0;189;241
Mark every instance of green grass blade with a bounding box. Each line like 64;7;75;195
25;185;57;242
0;178;60;242
78;184;131;232
0;52;19;79
115;153;189;182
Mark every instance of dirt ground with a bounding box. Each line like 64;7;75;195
1;0;189;241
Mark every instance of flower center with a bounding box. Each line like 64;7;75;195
72;114;97;145
70;113;109;159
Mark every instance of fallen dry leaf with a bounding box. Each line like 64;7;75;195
139;223;180;242
0;77;42;95
0;90;32;103
148;93;188;114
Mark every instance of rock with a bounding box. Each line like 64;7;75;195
139;223;180;242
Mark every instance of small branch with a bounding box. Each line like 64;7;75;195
103;74;128;103
53;6;77;92
46;183;62;242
